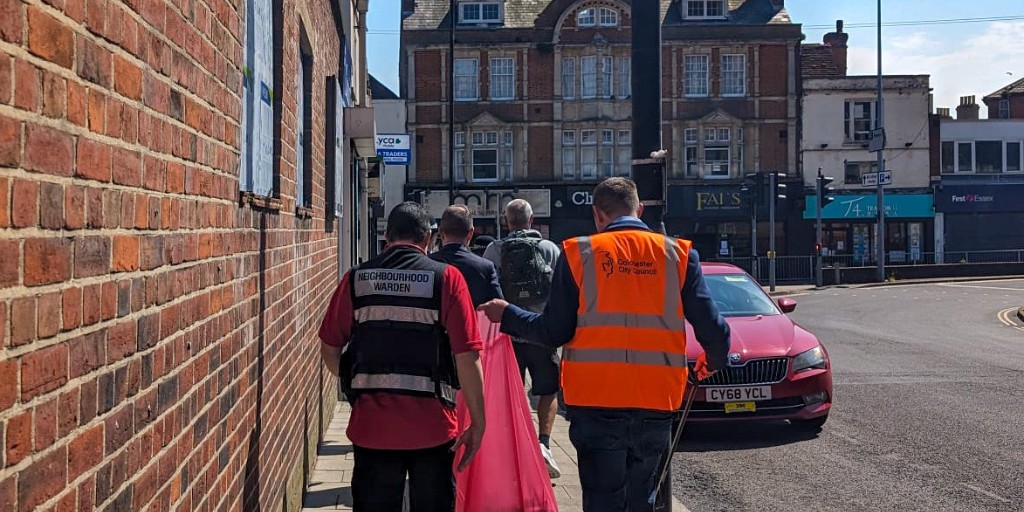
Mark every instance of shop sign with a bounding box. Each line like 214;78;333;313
375;134;411;164
934;184;1024;213
804;194;934;220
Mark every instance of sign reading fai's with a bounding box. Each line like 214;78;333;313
375;134;411;165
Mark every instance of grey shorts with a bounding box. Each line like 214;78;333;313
512;342;560;397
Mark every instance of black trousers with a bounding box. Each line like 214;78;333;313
351;441;455;512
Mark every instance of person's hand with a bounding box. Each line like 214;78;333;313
477;299;509;323
693;352;717;383
452;422;485;472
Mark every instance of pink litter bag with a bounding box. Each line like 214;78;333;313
453;312;559;511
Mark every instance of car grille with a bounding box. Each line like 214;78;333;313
688;357;789;386
687;396;807;419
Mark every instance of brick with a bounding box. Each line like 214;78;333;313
0;114;20;167
69;330;105;378
68;423;103;481
0;0;24;44
28;6;74;69
20;343;68;400
37;291;61;339
0;239;18;286
41;71;67;118
165;162;184;193
58;389;79;438
64;185;85;229
111;148;142;187
139;236;163;270
18;444;67;511
0;56;10;105
6;411;31;466
0;302;4;349
107;320;135;362
104;404;133;456
0;177;8;228
0;477;12;510
66;0;85;23
67;80;87;126
24;237;72;286
82;284;101;325
33;397;58;452
87;89;106;132
61;287;81;331
10;296;35;346
136;312;159;351
86;0;107;43
142;156;164;191
79;378;97;424
101;189;120;228
112;235;139;272
12;179;39;228
101;281;117;321
24;124;74;177
0;359;15;411
39;181;64;230
85;187;103;228
113;54;143;100
14;60;40;112
75;138;112;182
73;236;110;279
78;474;96;511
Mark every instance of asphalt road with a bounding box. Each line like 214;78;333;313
671;278;1024;512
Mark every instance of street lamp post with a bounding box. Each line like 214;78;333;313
875;0;886;281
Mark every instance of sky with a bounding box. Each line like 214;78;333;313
366;1;1024;116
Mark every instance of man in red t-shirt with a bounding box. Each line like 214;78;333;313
319;202;486;511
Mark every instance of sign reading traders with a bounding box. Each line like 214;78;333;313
353;269;434;298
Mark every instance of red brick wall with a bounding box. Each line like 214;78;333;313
759;124;789;171
983;95;1024;119
416;127;442;182
758;45;790;97
415;50;442;102
1;1;342;511
527;126;553;179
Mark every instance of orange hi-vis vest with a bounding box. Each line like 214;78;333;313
562;229;691;412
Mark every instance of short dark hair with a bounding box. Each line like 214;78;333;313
385;202;433;244
592;177;640;218
439;205;474;238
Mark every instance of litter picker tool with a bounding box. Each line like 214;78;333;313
649;372;701;505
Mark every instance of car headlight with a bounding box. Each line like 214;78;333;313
792;346;827;372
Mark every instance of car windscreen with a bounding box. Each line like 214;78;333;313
703;274;780;317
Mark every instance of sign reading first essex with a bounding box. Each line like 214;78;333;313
375;134;411;165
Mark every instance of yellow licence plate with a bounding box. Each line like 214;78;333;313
724;401;756;414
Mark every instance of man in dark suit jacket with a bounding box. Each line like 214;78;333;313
430;205;504;307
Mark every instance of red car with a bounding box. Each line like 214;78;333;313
683;263;833;429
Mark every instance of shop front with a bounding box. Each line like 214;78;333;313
548;186;601;243
407;187;553;239
804;193;934;265
934;182;1024;252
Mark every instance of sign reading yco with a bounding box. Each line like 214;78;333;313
375;134;411;164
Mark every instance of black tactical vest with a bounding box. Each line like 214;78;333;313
342;245;459;407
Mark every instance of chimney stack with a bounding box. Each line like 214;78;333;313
823;20;849;76
956;96;980;120
936;107;951;118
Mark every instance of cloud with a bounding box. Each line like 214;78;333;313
846;21;1024;115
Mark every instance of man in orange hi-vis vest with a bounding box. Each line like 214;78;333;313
479;177;731;512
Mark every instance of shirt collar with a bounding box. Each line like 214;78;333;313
385;242;427;255
605;216;651;232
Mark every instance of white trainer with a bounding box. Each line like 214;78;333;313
540;443;561;479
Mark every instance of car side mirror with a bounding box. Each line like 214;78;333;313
777;297;797;313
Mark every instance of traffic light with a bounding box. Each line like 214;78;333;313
814;243;822;254
817;172;835;208
743;172;765;207
772;172;787;202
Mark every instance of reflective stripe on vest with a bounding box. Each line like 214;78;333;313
573;234;684;331
353;305;439;324
351;373;456;404
562;347;687;368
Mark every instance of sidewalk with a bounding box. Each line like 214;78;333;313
301;401;689;511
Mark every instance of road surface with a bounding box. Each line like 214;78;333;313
671;278;1024;511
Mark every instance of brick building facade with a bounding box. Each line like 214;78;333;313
400;0;802;256
1;0;371;510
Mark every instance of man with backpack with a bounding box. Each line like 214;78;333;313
483;198;563;478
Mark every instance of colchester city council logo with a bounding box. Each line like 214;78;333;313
597;250;614;277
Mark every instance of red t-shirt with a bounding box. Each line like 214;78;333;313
318;244;482;450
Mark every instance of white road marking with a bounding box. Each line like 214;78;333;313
938;283;1024;292
997;308;1020;327
961;484;1011;503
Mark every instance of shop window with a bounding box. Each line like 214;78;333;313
975;140;1003;173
